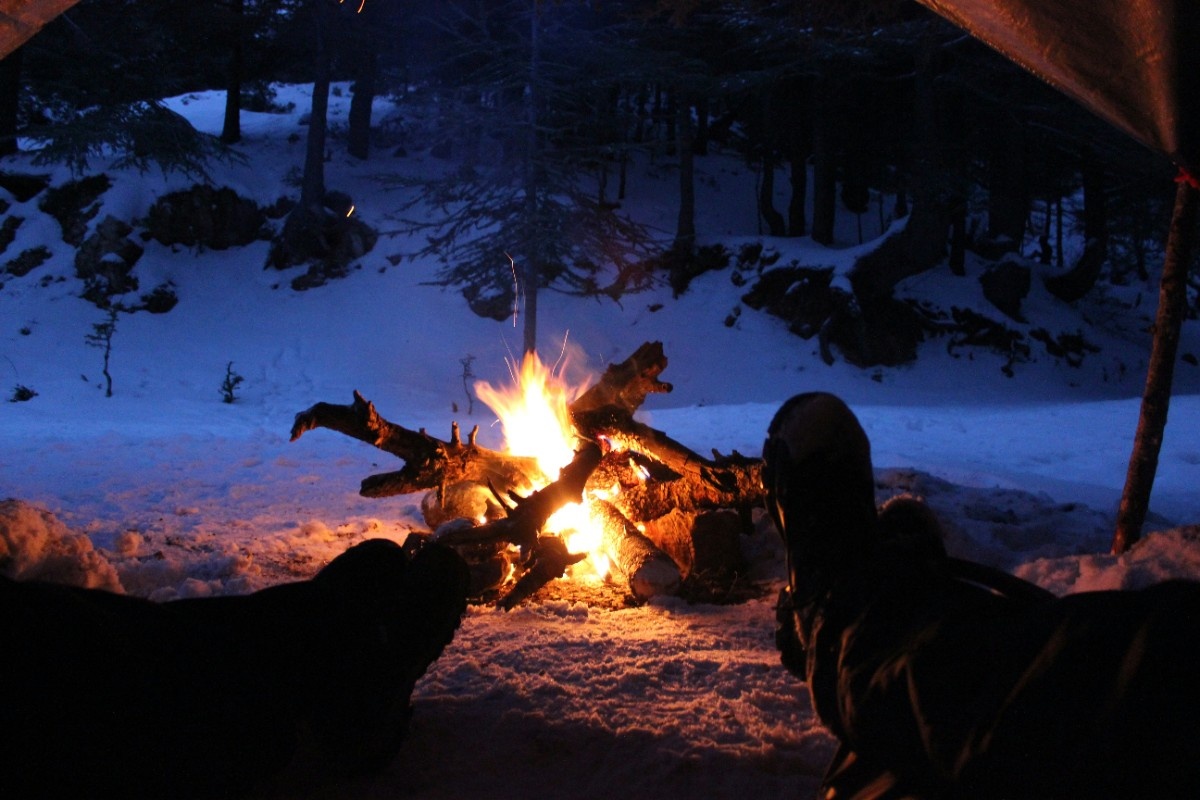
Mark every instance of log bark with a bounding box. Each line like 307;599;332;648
569;341;765;511
641;508;745;579
593;499;681;600
291;390;539;498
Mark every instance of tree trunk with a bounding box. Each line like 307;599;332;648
347;38;378;159
300;0;332;211
788;154;808;237
985;98;1028;252
904;28;949;274
521;2;542;356
692;95;709;156
0;46;22;156
811;108;836;246
1044;154;1108;302
220;0;243;145
674;91;696;254
759;151;786;236
1112;177;1198;554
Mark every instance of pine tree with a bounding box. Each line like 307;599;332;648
399;1;655;355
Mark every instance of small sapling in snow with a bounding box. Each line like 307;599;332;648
221;361;245;403
85;304;123;397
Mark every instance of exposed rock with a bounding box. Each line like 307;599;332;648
0;214;21;255
980;259;1031;321
38;174;111;246
265;195;379;288
4;246;51;277
0;172;51;202
144;184;269;250
75;215;143;306
742;265;836;339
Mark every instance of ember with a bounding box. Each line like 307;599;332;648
290;342;766;606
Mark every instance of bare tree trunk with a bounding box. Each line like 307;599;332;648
0;46;23;156
301;0;332;210
1045;153;1108;302
1112;177;1198;553
674;91;695;254
759;151;786;236
811;108;836;246
788;156;808;237
521;2;541;356
220;0;243;145
347;16;378;160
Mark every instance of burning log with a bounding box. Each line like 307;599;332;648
568;342;765;513
593;498;681;600
432;443;602;605
497;536;587;611
433;442;602;554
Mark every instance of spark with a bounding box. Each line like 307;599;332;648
345;204;355;218
504;252;520;329
551;330;570;376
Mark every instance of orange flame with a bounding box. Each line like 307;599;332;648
475;352;611;579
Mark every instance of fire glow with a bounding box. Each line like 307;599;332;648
475;352;615;579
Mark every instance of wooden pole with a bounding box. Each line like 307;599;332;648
1112;173;1199;554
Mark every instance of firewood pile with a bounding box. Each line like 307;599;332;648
290;342;767;607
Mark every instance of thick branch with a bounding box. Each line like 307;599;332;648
568;344;763;508
433;442;602;553
291;390;539;497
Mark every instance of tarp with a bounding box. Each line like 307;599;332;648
0;0;82;60
915;0;1200;175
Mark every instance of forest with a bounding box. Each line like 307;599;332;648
0;0;1187;362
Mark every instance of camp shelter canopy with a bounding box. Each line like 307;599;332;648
916;0;1200;176
0;1;81;60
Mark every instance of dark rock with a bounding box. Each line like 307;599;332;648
139;282;179;314
75;215;143;305
4;246;51;277
144;185;269;250
980;260;1031;321
742;266;835;339
0;172;50;202
38;174;112;246
0;215;22;255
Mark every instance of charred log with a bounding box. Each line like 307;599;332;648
291;390;539;498
432;442;602;555
498;536;587;610
569;342;764;510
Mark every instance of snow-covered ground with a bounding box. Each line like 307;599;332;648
2;85;1199;798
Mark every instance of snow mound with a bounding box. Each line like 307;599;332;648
1017;525;1200;595
0;498;123;592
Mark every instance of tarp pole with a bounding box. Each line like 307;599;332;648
1112;172;1199;554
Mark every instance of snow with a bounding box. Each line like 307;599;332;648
2;83;1199;797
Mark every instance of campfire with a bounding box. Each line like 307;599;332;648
290;342;765;607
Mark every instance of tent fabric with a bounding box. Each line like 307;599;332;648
916;0;1200;175
0;1;81;60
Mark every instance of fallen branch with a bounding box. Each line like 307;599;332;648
291;390;539;497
